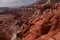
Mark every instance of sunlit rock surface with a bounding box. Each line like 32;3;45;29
21;4;60;40
0;0;60;40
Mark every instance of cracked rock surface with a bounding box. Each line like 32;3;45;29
0;0;60;40
20;4;60;40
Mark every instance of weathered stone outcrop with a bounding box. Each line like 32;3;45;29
0;0;60;40
20;4;60;40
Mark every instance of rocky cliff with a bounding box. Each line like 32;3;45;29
20;4;60;40
0;0;60;40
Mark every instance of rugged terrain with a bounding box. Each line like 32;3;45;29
21;4;60;40
0;0;60;40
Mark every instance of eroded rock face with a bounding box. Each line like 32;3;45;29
20;4;60;40
0;14;17;40
0;6;35;40
0;0;60;40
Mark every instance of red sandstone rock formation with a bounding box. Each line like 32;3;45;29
20;4;60;40
0;0;60;40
